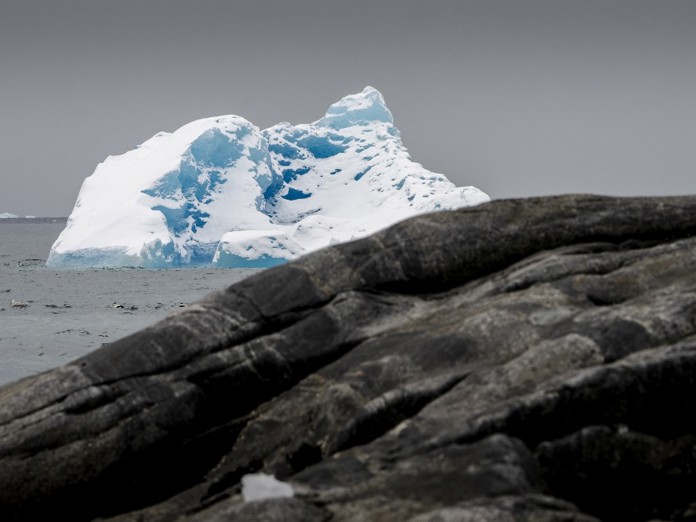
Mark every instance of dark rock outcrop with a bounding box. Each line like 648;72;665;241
1;194;696;521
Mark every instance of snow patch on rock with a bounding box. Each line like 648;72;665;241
241;473;294;502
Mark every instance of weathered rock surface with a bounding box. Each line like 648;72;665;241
1;194;696;521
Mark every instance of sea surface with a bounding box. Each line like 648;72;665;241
0;218;259;386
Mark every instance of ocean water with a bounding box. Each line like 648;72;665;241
0;218;259;386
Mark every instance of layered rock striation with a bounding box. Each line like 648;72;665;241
3;194;696;521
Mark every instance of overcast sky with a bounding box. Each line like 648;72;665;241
1;0;695;216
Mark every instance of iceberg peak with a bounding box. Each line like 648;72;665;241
48;87;489;268
316;85;393;129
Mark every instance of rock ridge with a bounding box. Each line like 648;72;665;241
1;194;696;521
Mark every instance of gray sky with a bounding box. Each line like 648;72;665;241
1;0;695;216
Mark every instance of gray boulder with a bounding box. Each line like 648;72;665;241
1;194;696;521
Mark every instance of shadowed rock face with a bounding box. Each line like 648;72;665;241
1;194;696;521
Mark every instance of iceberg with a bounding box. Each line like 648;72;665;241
0;212;19;219
48;87;489;268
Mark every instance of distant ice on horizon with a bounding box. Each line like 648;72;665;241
0;212;19;219
47;87;489;268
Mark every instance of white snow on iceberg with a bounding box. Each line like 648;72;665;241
48;87;489;268
0;212;19;219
